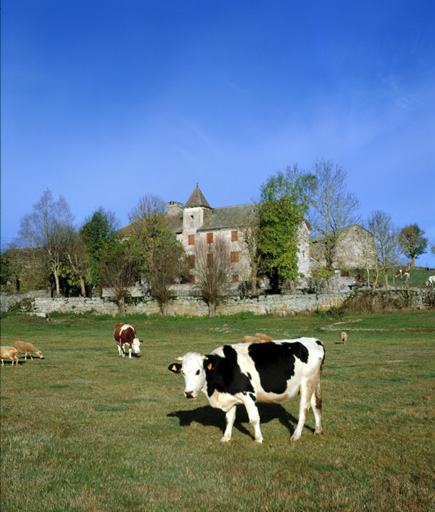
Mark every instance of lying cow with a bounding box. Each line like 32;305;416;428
426;276;435;286
114;323;143;358
169;337;325;443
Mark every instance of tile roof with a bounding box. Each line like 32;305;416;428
198;204;256;231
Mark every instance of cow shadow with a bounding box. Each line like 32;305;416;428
167;403;313;440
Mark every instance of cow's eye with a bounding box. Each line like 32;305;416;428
196;370;201;376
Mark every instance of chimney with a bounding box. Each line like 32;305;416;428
167;201;184;217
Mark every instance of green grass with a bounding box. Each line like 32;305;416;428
1;311;435;511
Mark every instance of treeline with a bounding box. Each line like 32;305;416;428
2;160;434;316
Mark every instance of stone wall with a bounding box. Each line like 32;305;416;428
26;292;351;317
0;290;49;314
3;288;432;318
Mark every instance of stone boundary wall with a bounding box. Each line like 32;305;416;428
4;291;359;317
2;288;432;317
0;290;49;314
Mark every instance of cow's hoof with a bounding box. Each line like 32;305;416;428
314;429;324;436
220;437;231;443
255;438;263;444
290;434;301;442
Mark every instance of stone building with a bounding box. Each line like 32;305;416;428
119;185;312;286
119;186;376;289
310;224;377;270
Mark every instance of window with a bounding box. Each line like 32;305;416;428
207;253;213;267
189;275;195;284
230;251;239;263
188;254;195;267
232;274;239;282
231;230;238;241
188;235;195;245
207;232;214;243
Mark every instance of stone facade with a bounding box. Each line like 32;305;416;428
311;224;377;270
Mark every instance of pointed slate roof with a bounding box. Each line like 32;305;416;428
184;185;211;209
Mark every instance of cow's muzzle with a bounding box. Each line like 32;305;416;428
184;391;196;400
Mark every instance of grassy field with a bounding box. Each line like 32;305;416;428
1;310;434;511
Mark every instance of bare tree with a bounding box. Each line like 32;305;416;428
239;203;262;296
194;234;232;317
309;160;360;272
366;211;401;289
18;190;75;296
100;240;139;315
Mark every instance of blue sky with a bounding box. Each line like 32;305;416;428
2;0;435;267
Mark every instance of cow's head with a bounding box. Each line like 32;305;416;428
132;338;143;354
168;352;207;400
36;350;44;359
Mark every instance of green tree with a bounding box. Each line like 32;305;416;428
62;228;90;297
128;195;188;315
398;224;428;268
80;208;119;295
257;165;316;293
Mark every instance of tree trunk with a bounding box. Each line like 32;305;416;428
80;277;86;297
54;271;61;297
411;256;415;268
160;301;168;317
251;263;258;296
117;297;125;316
208;302;216;318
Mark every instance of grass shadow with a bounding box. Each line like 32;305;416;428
1;360;26;366
168;403;314;440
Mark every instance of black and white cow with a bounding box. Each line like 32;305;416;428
168;337;325;443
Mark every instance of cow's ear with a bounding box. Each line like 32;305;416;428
204;358;214;372
168;363;182;374
139;340;143;344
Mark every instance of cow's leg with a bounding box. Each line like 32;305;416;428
310;377;324;436
241;394;263;443
30;353;34;360
221;405;237;443
291;380;313;442
128;347;132;358
117;345;123;357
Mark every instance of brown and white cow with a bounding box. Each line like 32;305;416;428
114;323;142;358
396;269;410;280
426;276;435;286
